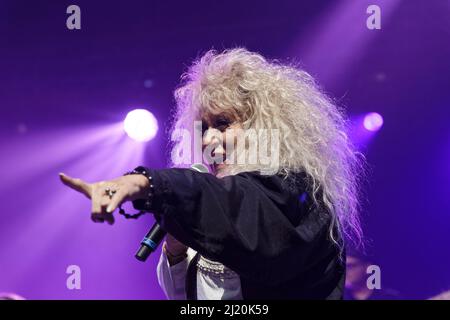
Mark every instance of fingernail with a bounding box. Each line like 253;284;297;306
59;172;65;177
106;206;112;213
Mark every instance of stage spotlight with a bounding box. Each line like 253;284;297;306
363;112;383;132
123;109;158;142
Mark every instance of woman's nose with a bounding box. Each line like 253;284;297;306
202;127;213;145
202;128;225;154
203;127;218;145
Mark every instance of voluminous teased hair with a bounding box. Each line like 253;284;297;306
170;48;365;248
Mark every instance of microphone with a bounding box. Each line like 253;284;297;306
135;163;210;262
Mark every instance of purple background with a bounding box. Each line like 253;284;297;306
0;0;449;299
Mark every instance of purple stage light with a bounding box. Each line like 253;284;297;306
363;112;384;132
123;109;158;142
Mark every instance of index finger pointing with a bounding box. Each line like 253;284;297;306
59;173;92;199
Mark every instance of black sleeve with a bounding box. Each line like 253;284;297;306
132;168;332;285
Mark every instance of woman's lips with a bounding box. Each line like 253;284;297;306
213;163;225;171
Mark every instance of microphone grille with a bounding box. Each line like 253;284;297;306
190;163;210;173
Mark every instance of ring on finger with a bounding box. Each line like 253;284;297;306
104;187;117;199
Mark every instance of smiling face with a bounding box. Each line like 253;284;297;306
201;111;243;176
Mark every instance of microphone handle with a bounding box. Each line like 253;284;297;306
135;163;209;262
135;223;166;262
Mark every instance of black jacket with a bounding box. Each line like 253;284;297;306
133;168;345;300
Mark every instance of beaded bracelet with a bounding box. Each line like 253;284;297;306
119;166;155;219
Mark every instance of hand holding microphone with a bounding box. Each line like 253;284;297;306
135;163;209;262
164;233;188;265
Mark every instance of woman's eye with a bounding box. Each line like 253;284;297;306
214;118;231;131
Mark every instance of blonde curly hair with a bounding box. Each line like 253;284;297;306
170;48;364;248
